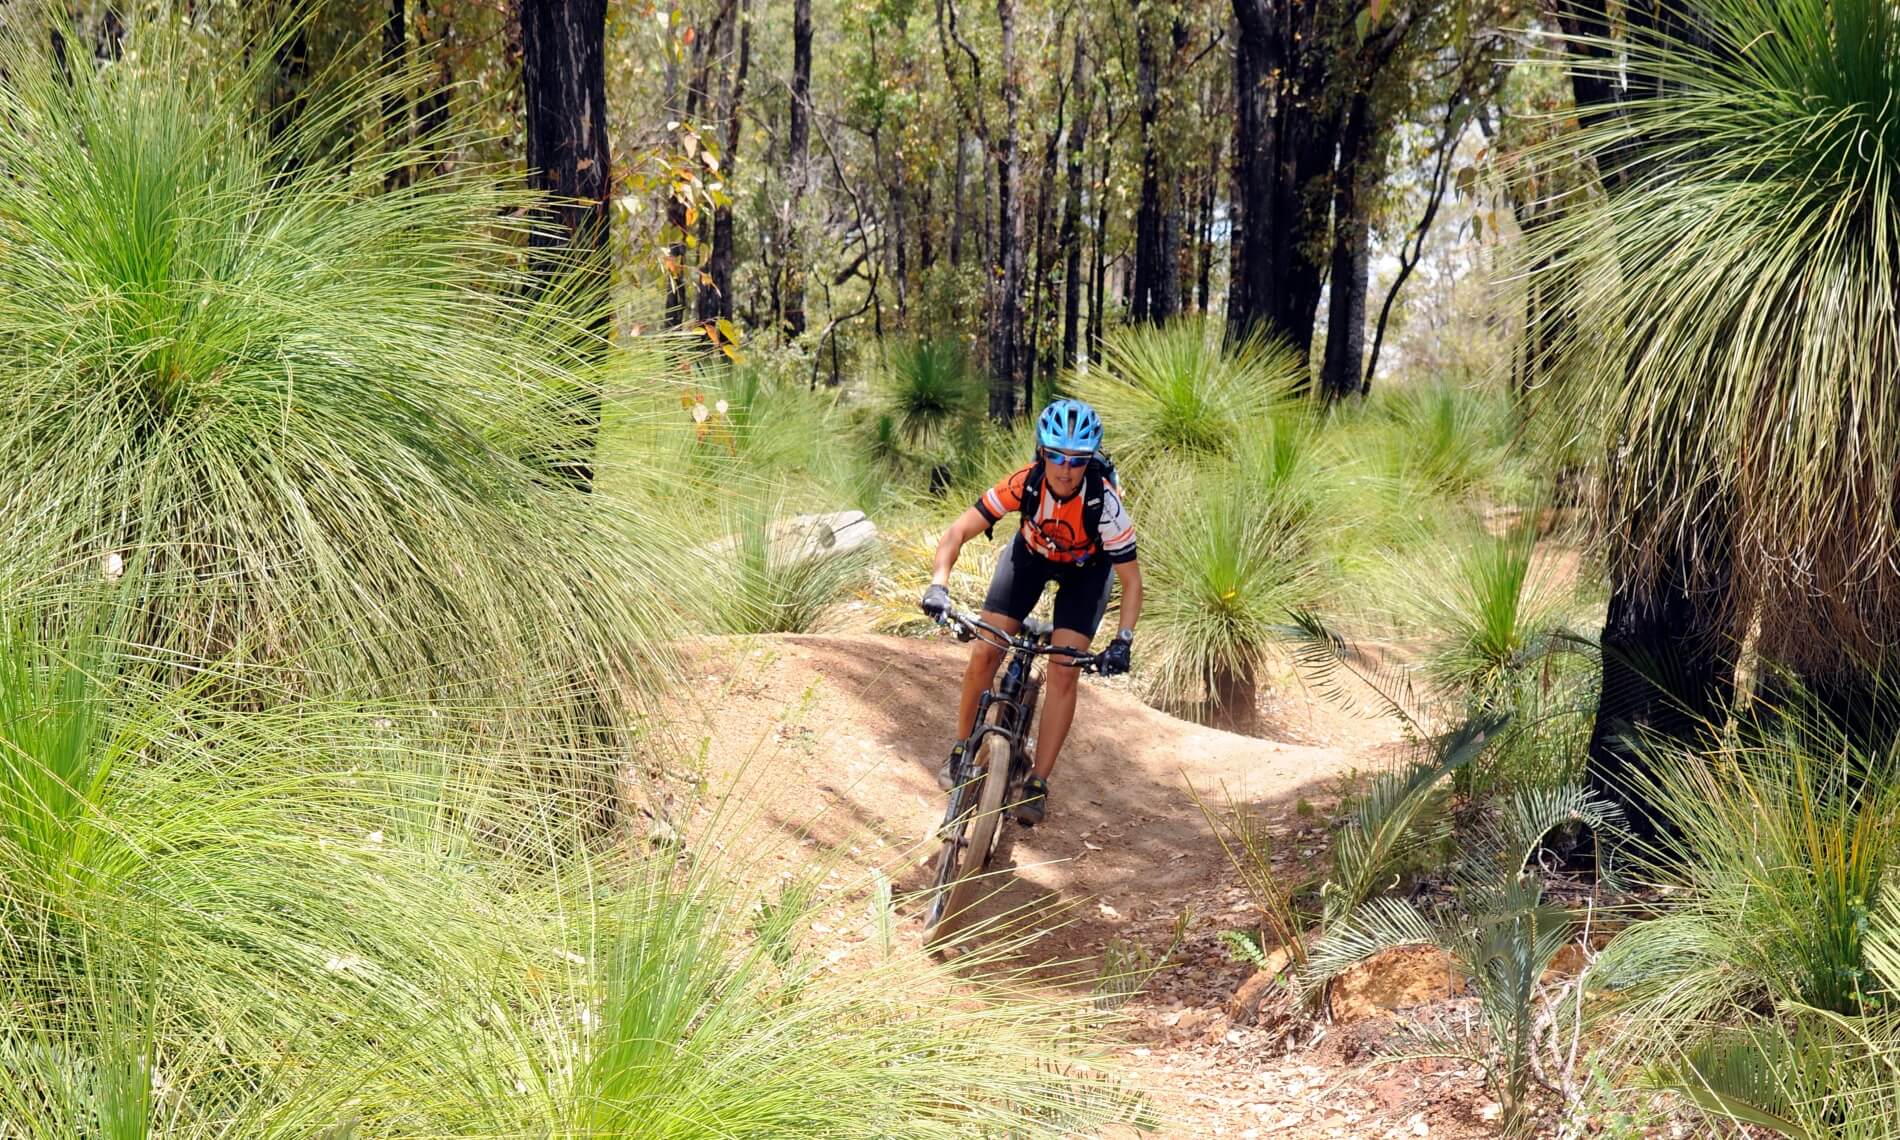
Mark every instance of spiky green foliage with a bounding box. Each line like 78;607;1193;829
1305;784;1621;1130
880;339;984;447
1137;461;1316;723
1590;710;1900;1086
1399;526;1570;712
0;17;674;708
1068;321;1305;467
1318;716;1504;929
1541;0;1900;666
700;499;878;634
0;604;1146;1137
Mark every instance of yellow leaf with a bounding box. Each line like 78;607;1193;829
685;205;699;226
716;318;741;345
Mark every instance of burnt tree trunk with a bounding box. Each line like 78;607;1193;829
415;0;454;178
1588;546;1735;845
782;0;813;338
1059;36;1090;367
1196;133;1218;313
950;127;968;267
1229;0;1336;359
521;0;611;491
268;23;310;168
1131;7;1165;324
382;0;411;191
987;0;1025;422
699;0;751;325
1089;136;1110;357
1026;34;1069;403
1320;88;1376;400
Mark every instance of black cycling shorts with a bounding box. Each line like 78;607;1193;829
981;534;1112;638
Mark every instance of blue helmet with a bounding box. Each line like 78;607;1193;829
1036;398;1103;453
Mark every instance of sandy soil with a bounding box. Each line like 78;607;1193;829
656;633;1520;1138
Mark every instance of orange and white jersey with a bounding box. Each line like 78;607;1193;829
976;465;1138;565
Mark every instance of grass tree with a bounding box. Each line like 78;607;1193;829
0;15;677;725
1538;0;1900;828
1068;321;1306;469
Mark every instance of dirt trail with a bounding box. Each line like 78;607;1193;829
664;634;1497;1139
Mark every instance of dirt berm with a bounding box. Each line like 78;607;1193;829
662;633;1372;964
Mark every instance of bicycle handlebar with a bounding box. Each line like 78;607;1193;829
935;607;1103;669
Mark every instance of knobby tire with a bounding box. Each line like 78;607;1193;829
923;728;1013;947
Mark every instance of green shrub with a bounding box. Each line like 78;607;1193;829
0;19;677;712
880;338;984;448
1137;461;1315;729
1399;525;1572;713
1590;707;1900;1085
700;499;879;634
0;609;1144;1137
1069;321;1305;468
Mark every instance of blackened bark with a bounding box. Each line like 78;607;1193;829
521;0;611;491
1320;88;1376;399
1588;551;1735;845
96;7;124;59
1196;136;1218;313
268;24;310;166
382;0;410;191
988;0;1025;423
415;0;453;178
1156;201;1181;320
1228;0;1333;357
1027;38;1069;402
1059;36;1090;367
950;128;968;267
699;0;752;325
782;0;812;338
1131;8;1165;324
1089;137;1109;356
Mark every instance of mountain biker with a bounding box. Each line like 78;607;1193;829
919;398;1143;827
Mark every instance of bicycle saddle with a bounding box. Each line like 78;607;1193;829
1021;616;1053;642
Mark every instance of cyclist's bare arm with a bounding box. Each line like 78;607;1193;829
930;507;991;587
1114;559;1144;632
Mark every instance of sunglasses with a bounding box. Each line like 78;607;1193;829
1043;449;1093;468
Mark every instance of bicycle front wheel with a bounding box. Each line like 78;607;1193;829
922;729;1013;947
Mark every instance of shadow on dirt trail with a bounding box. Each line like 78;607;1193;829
664;633;1391;982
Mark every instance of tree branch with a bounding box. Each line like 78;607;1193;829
936;0;993;149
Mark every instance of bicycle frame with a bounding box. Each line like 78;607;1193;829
924;609;1100;944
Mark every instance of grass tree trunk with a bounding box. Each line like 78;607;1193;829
1564;0;1739;840
1207;659;1258;734
520;0;611;492
782;0;812;339
1587;550;1735;844
1059;35;1089;368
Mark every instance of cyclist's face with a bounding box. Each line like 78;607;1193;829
1041;450;1087;496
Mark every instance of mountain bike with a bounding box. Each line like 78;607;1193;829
922;607;1101;946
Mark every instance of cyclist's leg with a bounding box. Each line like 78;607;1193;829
1030;626;1092;778
1030;558;1112;778
956;536;1047;738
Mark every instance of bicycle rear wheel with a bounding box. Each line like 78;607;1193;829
922;728;1013;947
